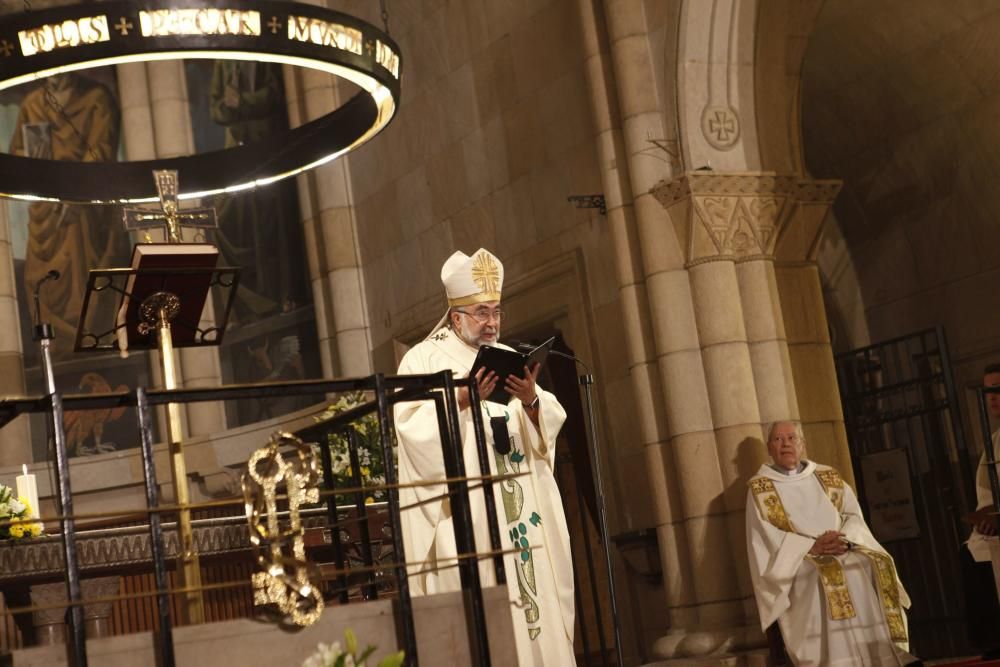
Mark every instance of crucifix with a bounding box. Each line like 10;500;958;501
122;170;218;243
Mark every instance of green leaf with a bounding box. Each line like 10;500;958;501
376;651;405;667
344;628;358;655
334;656;347;667
357;646;376;663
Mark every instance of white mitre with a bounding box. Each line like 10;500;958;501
426;248;504;338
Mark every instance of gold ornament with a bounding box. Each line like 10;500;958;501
471;252;500;298
242;431;323;626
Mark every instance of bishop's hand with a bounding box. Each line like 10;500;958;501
809;530;848;556
506;362;540;408
457;367;498;411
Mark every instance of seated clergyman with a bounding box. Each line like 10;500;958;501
746;421;914;667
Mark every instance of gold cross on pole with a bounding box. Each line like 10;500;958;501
122;170;218;243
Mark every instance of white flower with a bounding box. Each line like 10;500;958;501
9;499;25;515
0;502;10;517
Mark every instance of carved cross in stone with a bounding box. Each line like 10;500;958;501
122;170;218;243
709;110;736;143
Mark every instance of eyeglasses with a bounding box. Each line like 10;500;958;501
455;308;504;324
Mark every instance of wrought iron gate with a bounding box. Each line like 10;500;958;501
835;327;977;658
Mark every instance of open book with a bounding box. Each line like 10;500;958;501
470;337;556;403
115;243;220;354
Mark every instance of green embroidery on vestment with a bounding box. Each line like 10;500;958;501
495;440;542;640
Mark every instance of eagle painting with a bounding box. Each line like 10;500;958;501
63;372;128;456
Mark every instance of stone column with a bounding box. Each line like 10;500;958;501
650;174;768;655
576;0;686;646
0;199;32;465
283;65;373;378
601;0;758;655
773;181;853;483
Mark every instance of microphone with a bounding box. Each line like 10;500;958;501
507;340;591;373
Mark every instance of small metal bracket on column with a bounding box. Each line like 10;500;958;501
567;194;607;215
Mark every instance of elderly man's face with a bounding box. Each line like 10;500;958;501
985;372;1000;418
768;422;804;471
451;300;501;347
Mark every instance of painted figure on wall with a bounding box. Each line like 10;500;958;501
8;72;127;350
209;60;307;320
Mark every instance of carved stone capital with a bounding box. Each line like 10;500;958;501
650;172;841;266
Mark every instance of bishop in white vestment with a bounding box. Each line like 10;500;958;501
747;422;913;667
394;248;576;666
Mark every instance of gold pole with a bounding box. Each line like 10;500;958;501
157;304;205;623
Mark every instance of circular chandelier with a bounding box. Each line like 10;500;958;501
0;0;401;204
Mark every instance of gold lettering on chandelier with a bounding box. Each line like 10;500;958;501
287;15;362;55
376;40;399;78
18;16;110;57
138;9;261;38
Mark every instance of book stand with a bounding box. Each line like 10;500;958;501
72;172;239;624
73;260;239;625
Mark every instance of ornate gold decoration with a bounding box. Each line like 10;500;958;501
815;468;845;512
856;547;908;643
748;477;794;532
471;252;501;299
805;554;856;620
242;431;324;627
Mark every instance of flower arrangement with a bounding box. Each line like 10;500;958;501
314;392;396;504
0;484;42;540
301;629;404;667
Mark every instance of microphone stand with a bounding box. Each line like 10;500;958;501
33;272;68;517
548;349;624;667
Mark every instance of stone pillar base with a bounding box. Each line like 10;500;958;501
651;623;766;661
642;648;770;667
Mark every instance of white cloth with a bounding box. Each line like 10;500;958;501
746;461;911;667
394;327;575;666
969;429;1000;562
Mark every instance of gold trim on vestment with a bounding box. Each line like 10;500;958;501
749;474;856;621
815;469;845;512
749;477;794;532
856;547;908;643
448;292;501;307
804;554;856;620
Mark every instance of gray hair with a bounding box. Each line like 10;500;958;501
765;420;805;444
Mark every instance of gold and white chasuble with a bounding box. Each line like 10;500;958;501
394;327;576;666
746;461;911;667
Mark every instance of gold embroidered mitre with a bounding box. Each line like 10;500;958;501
441;248;504;307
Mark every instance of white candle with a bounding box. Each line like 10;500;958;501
15;464;39;520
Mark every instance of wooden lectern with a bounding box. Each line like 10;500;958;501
74;171;240;624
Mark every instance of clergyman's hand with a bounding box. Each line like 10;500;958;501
457;367;498;411
505;362;540;407
809;530;848;556
976;519;998;536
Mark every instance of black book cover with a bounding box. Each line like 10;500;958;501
470;337;555;403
